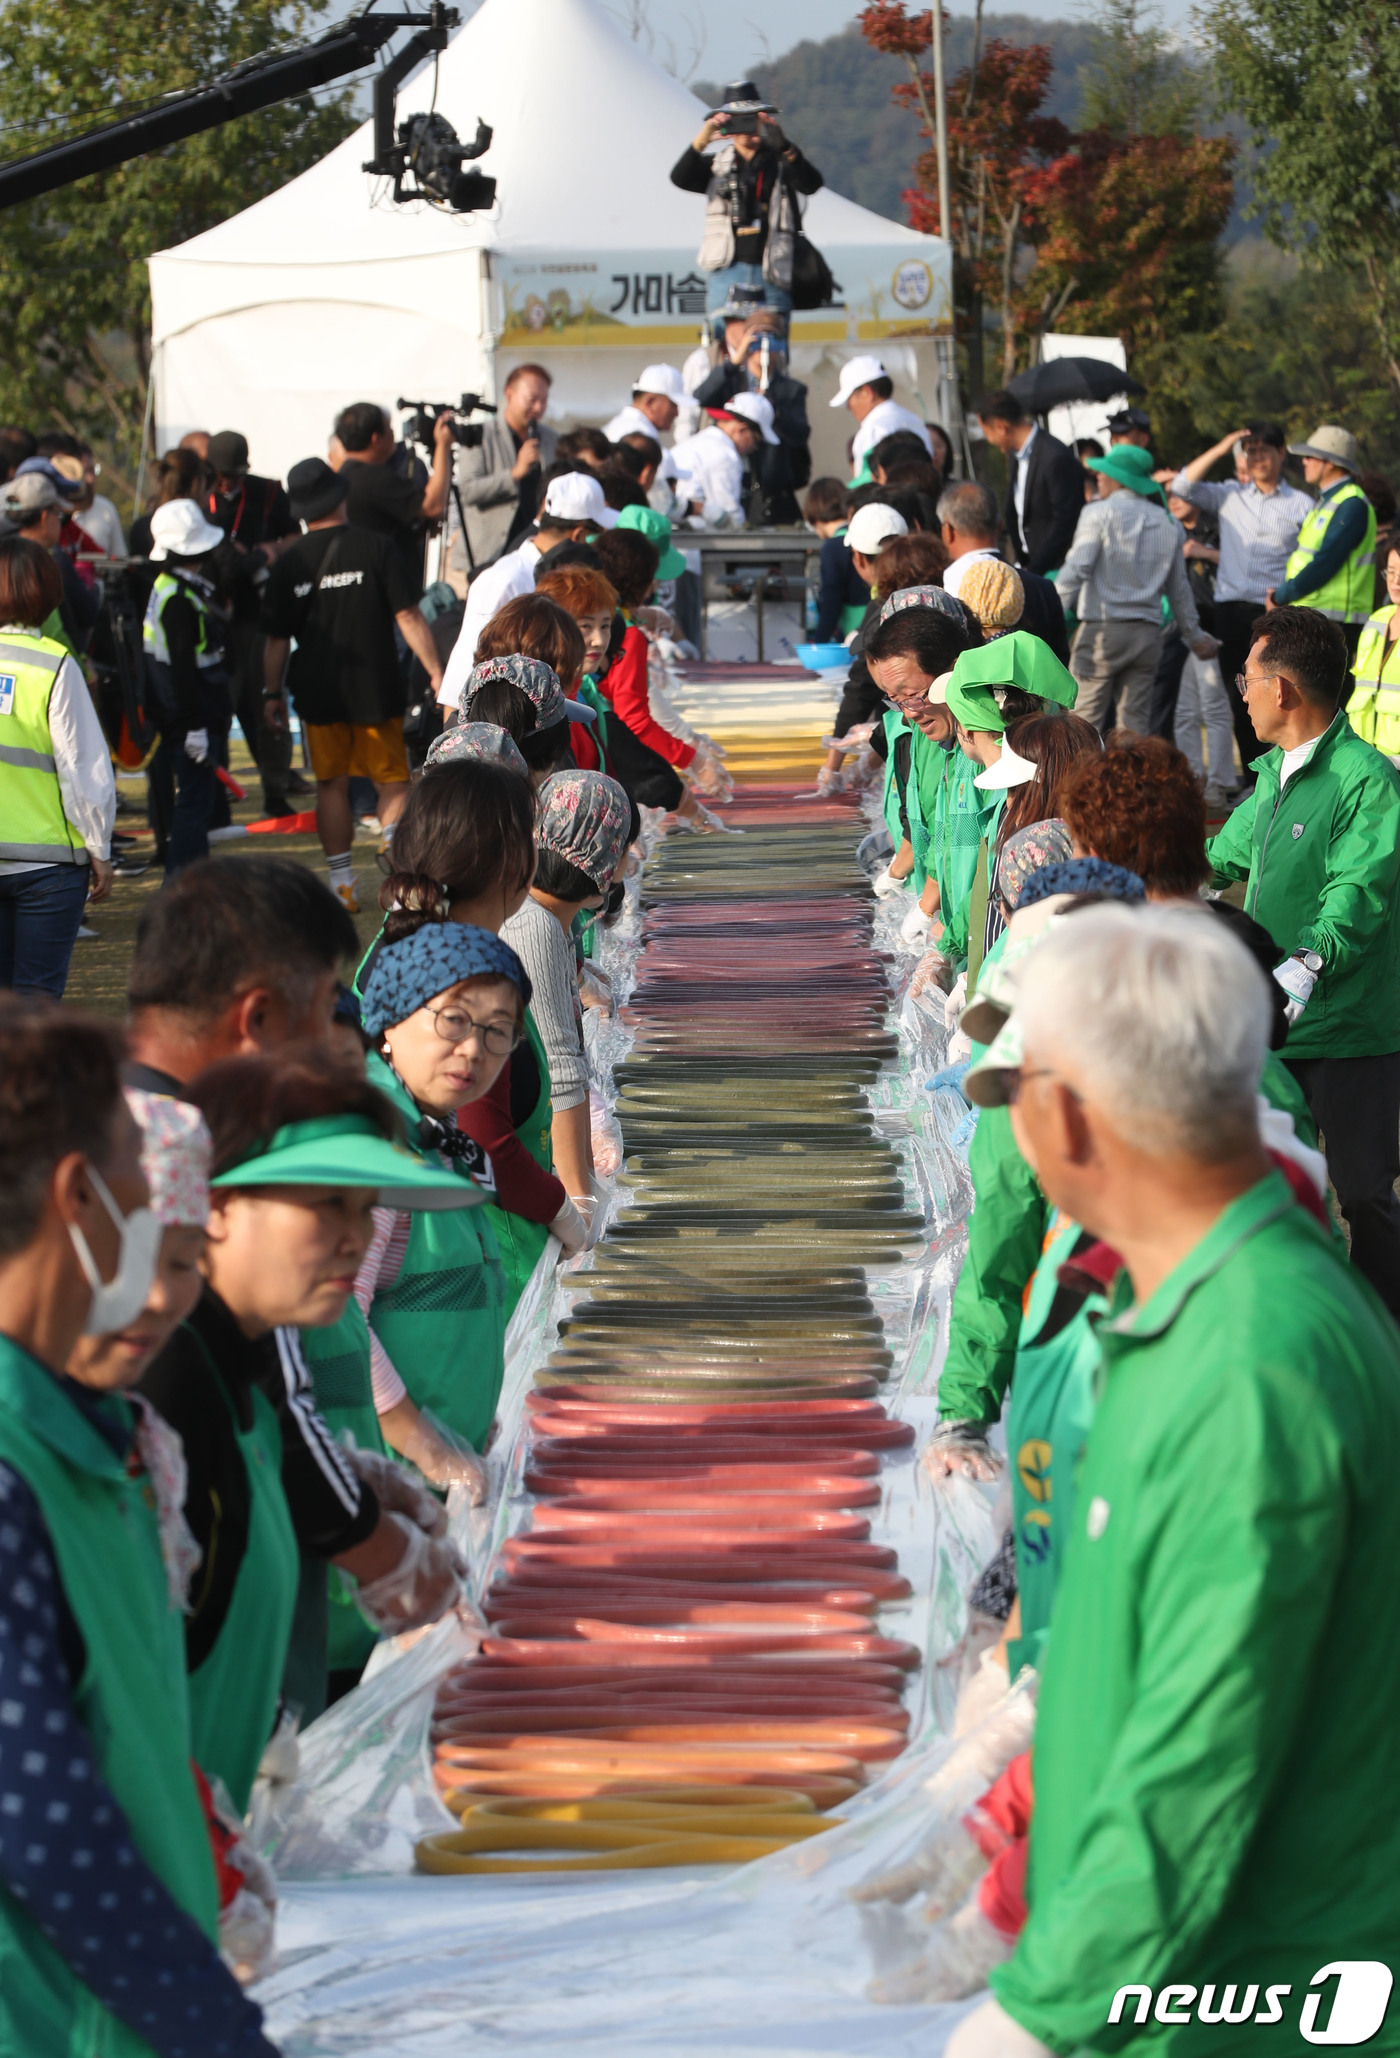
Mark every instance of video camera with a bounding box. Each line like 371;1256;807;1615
398;392;498;451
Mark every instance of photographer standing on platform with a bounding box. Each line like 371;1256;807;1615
671;81;822;326
451;365;559;579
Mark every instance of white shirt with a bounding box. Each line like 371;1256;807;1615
602;404;680;492
437;538;541;707
851;399;933;472
1279;735;1321;788
1168;472;1312;604
0;630;116;876
670;425;746;525
1012;424;1038;542
73;495;125;559
942;547;1000;600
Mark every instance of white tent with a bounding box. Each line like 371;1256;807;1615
148;0;952;482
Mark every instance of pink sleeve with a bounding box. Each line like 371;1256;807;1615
353;1208;413;1413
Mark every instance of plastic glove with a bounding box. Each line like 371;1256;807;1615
954;1645;1012;1736
944;1997;1054;2058
901;901;934;946
852;1813;986;1912
578;965;614;1014
821;722;875;754
589;1093;624;1178
944;970;970;1036
869;1899;1016;2005
569;1189;604;1250
352;1509;463;1632
872;863;909;899
346;1443;450;1539
688;798;731;832
1274;952;1318;1025
910;948;954;999
183;726;210;764
689;743;734;801
549;1194;590;1257
815;761;846;797
219;1834;279;1985
922;1419;1001;1482
393;1407;489;1501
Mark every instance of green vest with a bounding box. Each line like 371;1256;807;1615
0;631;87;865
1283;480;1376;623
364;1053;507;1451
879;708;911;851
1345;605;1400;754
479;1009;556;1315
141;573;220;667
298;1301;385;1688
0;1341;218;2056
182;1336;299;1816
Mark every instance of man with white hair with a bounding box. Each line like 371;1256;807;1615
947;903;1400;2058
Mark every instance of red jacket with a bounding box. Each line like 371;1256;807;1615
597;625;695;768
456;1062;565;1223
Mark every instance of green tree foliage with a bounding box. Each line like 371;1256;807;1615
0;0;357;471
1076;0;1201;139
1206;0;1400;405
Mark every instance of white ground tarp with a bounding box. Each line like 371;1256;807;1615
148;0;951;481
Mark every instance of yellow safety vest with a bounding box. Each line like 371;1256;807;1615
1283;480;1376;624
142;572;221;668
0;632;86;865
1344;605;1400;756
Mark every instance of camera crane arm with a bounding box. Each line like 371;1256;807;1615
0;1;460;212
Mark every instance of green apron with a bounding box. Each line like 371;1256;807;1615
185;1337;300;1815
838;600;869;638
297;1300;385;1695
879;708;911;851
365;1051;508;1451
0;1341;219;2056
480;1008;556;1314
1004;1212;1106;1678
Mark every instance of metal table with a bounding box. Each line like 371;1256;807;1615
685;528;820;661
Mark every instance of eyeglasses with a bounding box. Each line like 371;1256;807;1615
421;1003;521;1057
1234;671;1283;698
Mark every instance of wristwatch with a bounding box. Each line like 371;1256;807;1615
1294;950;1323;975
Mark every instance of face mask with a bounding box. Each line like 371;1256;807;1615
68;1162;163;1336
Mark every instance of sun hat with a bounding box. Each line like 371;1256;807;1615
125;1089;212;1229
286;457;350;524
1287;424;1361;474
541;472;618;530
536;770;633;891
207;431;251;477
964;1010;1027;1109
1085;444;1166;503
846;503;908;556
615;503;687;579
945;633;1079;733
360;920;531;1041
1105;407;1151;436
15;456;82;500
633;365;686;404
975;743;1040;791
723;393;781;446
211;1112;487;1209
149;498;225;560
959;558;1025;636
830;356;888;409
460;652;594;730
425;721;531;778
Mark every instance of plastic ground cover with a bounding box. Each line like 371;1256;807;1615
256;667;999;2054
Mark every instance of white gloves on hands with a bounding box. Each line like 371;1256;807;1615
901;901;934;946
869;1899;1016;2006
922;1419;1001;1483
872;863;908;899
549;1194;590;1257
183;727;210;763
945;1999;1054;2058
954;1644;1013;1737
945;970;970;1036
853;1814;987;1912
1273;952;1318;1025
353;1509;463;1632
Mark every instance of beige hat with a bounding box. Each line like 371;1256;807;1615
1287;424;1361;474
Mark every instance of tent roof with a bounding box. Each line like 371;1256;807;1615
154;0;940;271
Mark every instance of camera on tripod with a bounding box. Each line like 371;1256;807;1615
397;392;498;450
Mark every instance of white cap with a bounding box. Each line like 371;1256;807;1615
634;364;686;403
974;741;1039;790
149;498;225;561
541;472;618;529
830;355;888;409
724;392;781;446
926;669;956;705
845;502;908;555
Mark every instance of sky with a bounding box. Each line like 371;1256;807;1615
600;0;1196;82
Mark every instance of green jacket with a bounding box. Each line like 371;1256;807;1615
1206;710;1400;1059
993;1174;1400;2053
939;773;1003;969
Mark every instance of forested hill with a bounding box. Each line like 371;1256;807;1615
696;14;1101;224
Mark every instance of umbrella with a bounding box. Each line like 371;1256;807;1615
1006;358;1147;412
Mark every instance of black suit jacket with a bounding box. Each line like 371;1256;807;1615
1016;563;1071;666
1003;429;1084;576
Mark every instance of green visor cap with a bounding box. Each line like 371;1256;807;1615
210;1114;485;1211
946;631;1079;732
615;504;688;579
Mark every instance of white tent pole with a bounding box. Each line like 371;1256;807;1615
132;343;158;527
930;6;951;259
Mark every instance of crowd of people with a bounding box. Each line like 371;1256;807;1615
4;281;1400;2052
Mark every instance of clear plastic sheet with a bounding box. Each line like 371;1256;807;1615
259;713;1002;2052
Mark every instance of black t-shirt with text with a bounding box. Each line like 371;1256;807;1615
341;456;427;588
261;523;417;727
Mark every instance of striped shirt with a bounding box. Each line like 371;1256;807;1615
1168;474;1313;604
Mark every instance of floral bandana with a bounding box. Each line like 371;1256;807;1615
1015;856;1146;909
959;558;1025;636
460;653;567;731
997;818;1074;910
536;770;633;890
130;1395;203;1614
877;583;968;626
125;1088;212;1227
426;721;530;779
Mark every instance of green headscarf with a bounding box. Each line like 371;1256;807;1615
944;631;1080;732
